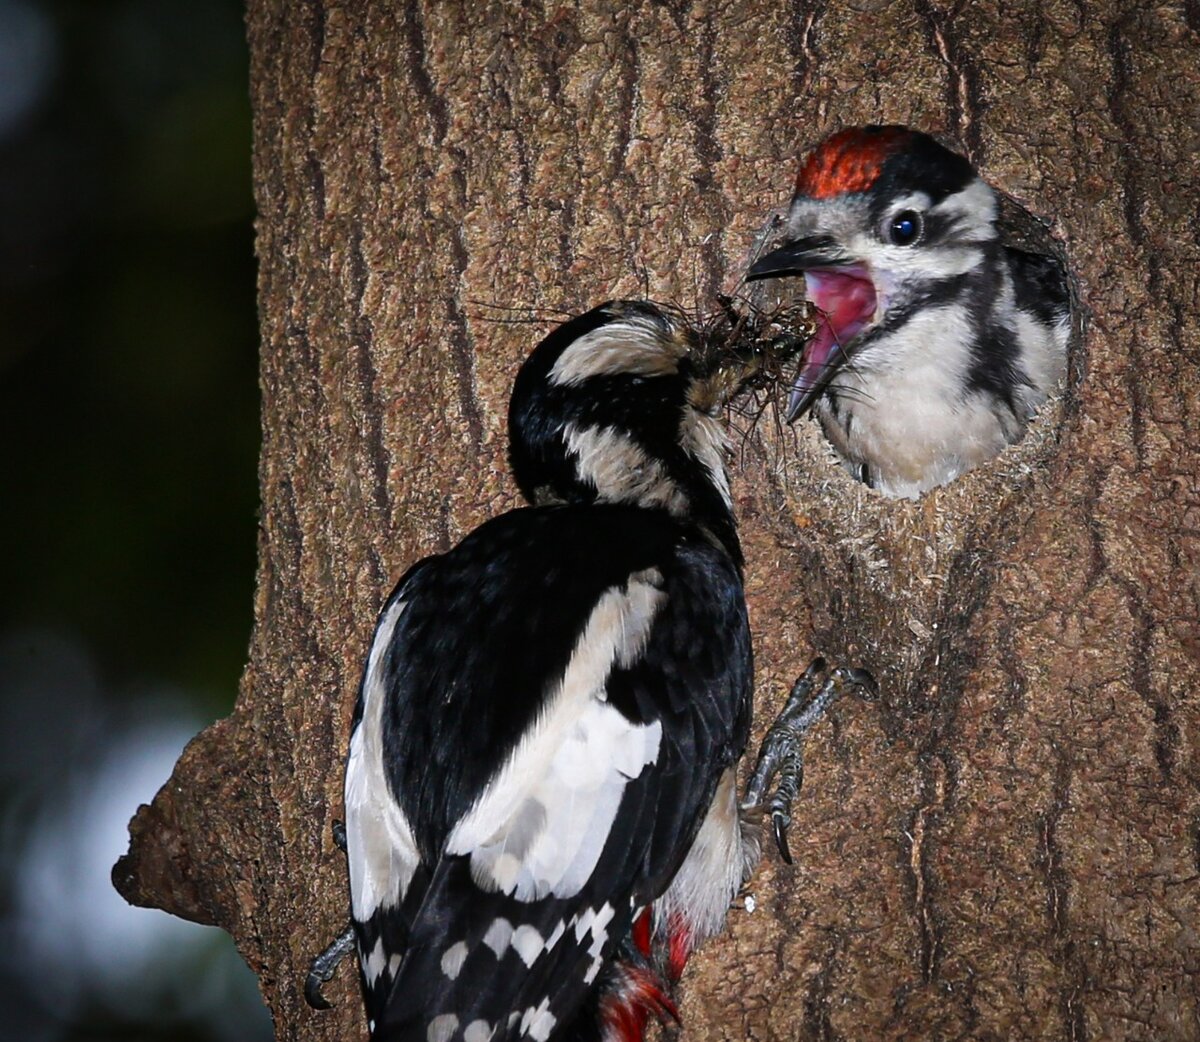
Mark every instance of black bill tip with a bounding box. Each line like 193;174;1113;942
746;235;850;281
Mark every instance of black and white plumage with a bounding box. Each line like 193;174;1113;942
746;125;1070;499
344;302;758;1042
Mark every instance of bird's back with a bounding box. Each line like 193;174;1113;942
347;502;752;1042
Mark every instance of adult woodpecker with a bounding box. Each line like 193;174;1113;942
746;125;1070;499
332;301;864;1042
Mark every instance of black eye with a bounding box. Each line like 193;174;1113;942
887;210;923;246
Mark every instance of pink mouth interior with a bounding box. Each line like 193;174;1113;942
793;266;877;404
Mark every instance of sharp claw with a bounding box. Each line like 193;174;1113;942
305;980;333;1012
772;812;793;865
745;657;877;867
848;668;878;699
304;825;354;1009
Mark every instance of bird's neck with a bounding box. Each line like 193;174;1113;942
549;419;742;568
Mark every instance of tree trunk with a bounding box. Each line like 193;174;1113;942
115;2;1200;1039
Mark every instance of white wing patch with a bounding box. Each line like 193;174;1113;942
362;937;386;984
511;924;545;966
483;917;514;957
463;1020;493;1042
447;569;667;902
345;596;421;923
427;1013;459;1042
572;901;615;969
519;997;557;1041
440;941;469;981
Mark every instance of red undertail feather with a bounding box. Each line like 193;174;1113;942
795;126;911;199
666;913;693;982
631;908;652;959
600;965;680;1042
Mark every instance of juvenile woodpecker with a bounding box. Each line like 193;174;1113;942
747;125;1070;499
339;301;829;1042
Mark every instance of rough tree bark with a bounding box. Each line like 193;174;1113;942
115;2;1200;1040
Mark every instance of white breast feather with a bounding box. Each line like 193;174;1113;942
824;303;1012;498
655;768;744;945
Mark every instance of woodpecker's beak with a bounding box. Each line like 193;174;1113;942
746;236;853;279
747;238;878;422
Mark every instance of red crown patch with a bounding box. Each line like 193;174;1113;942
795;126;912;199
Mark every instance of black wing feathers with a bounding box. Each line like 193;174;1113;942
379;504;681;859
1006;246;1070;327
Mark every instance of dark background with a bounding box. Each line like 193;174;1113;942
0;1;272;1038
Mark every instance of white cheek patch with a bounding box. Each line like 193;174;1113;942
928;178;998;239
562;423;688;514
784;193;869;244
548;313;686;386
447;571;667;902
345;596;421;924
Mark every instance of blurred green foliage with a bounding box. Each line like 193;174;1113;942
0;0;259;707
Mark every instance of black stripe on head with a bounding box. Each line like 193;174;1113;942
857;261;970;344
508;302;693;506
866;132;977;222
509;303;621;506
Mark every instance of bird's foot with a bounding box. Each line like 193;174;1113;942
742;658;877;864
304;924;357;1010
304;820;353;1010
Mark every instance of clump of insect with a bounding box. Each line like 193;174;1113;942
679;293;820;458
466;292;820;444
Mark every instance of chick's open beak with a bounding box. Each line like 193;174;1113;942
747;238;877;420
